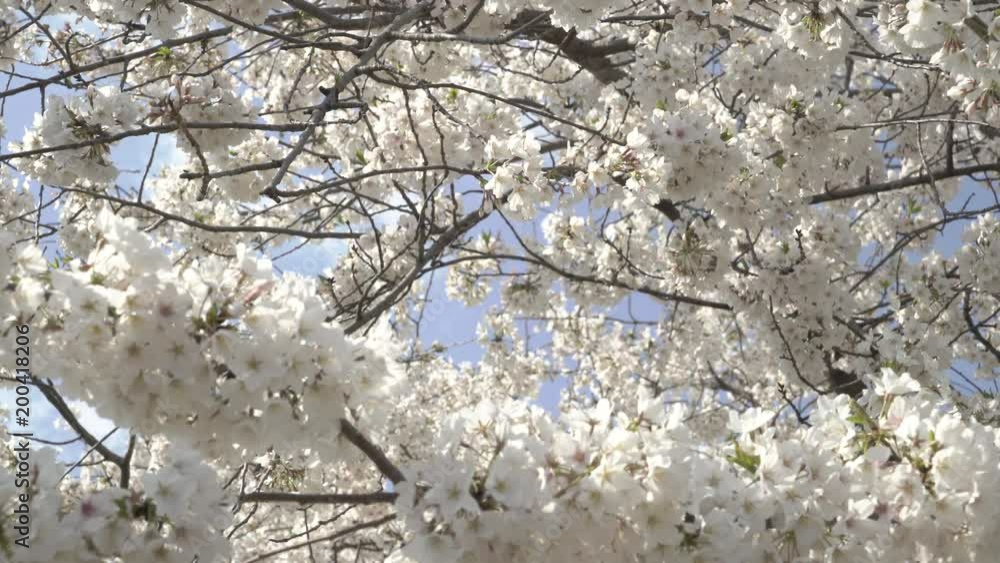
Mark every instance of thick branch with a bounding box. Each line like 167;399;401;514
240;490;397;505
808;163;1000;204
507;9;634;84
279;0;399;30
36;380;125;467
338;418;405;484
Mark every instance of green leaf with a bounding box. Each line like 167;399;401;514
802;14;824;41
115;497;129;518
152;46;172;60
727;442;760;474
848;399;876;430
880;359;904;372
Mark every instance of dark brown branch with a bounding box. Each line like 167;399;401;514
119;434;137;488
240;490;398;505
507;9;634;84
0;27;234;100
808;163;1000;204
963;289;1000;364
652;198;681;221
265;1;432;194
36;379;125;467
338;418;405;484
344;202;495;333
280;0;399;30
0;121;342;162
55;186;362;240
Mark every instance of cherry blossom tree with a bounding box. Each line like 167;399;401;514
1;0;1000;561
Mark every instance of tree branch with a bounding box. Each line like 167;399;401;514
240;490;397;505
338;418;405;484
808;163;1000;204
242;514;396;563
507;9;634;84
963;289;1000;364
36;379;125;467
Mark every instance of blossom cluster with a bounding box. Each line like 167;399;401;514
0;446;230;563
1;208;398;463
394;371;1000;563
11;87;141;187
